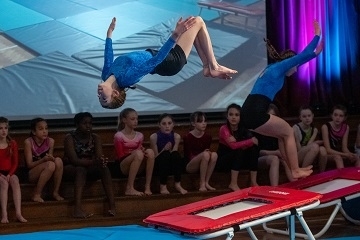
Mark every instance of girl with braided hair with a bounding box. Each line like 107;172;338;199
98;16;237;109
241;20;323;180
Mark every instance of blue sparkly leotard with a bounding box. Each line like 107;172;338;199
241;35;320;130
250;35;320;101
101;37;176;88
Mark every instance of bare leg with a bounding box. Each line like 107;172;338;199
143;149;154;195
121;150;144;196
259;155;280;186
73;167;93;218
229;170;240;191
186;151;210;191
205;152;217;190
29;161;56;203
298;143;319;168
9;175;27;222
100;167;116;216
250;171;258;186
0;177;9;223
254;115;313;179
177;16;237;79
52;158;64;201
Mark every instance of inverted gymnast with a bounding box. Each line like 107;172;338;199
241;20;324;179
98;16;237;109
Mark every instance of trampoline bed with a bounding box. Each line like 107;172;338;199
144;186;321;240
263;167;360;239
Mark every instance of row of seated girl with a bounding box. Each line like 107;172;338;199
258;103;360;187
1;103;360;221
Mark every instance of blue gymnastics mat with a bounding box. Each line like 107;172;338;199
0;0;52;31
5;20;103;56
0;225;194;240
10;0;94;19
0;51;183;119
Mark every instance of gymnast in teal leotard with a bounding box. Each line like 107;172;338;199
98;17;237;109
241;20;324;180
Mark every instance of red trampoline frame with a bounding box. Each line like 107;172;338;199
263;167;360;239
144;186;321;240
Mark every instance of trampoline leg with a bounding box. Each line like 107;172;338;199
225;231;234;240
287;215;295;240
246;227;258;240
296;211;315;240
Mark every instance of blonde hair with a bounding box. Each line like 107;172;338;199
106;87;126;109
0;117;13;155
264;38;296;62
117;108;136;131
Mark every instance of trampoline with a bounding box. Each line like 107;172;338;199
144;186;321;240
263;167;360;239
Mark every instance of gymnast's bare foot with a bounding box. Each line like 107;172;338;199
32;194;44;203
291;165;313;179
205;183;216;191
16;214;27;223
203;64;237;79
229;184;240;192
175;182;188;194
107;17;116;38
125;187;144;196
1;216;9;223
144;188;152;196
53;192;64;201
160;185;170;194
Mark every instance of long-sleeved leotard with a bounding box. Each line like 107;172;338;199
241;35;320;130
250;35;320;101
101;37;176;88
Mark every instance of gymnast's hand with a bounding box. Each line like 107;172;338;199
314;20;321;36
171;16;196;41
107;17;116;38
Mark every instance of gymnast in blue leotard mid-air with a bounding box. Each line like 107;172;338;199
98;16;237;109
241;20;324;180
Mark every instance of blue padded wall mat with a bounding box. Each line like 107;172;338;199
10;0;94;19
0;0;52;31
58;2;183;41
66;0;134;10
0;51;183;119
5;20;104;56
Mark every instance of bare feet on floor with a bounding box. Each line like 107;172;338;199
32;194;44;203
205;183;216;191
175;183;188;194
53;193;64;201
160;185;170;194
125;188;144;196
1;216;9;223
228;184;240;192
144;188;152;196
199;183;207;192
16;214;28;223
